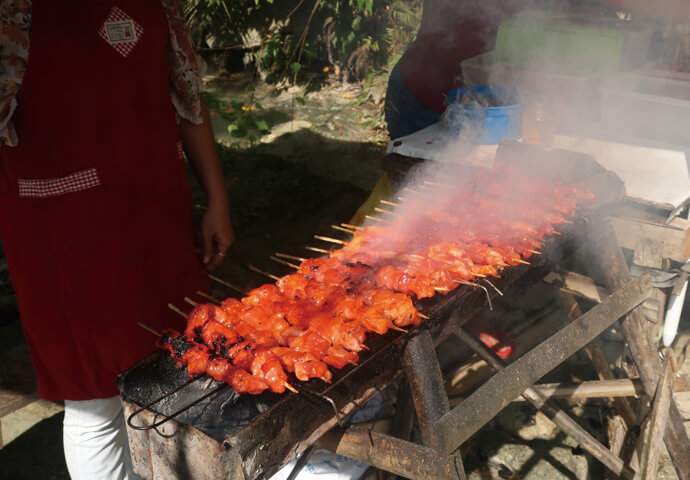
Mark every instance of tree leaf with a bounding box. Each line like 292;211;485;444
254;118;269;131
295;96;306;105
290;62;302;74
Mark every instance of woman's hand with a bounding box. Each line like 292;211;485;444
200;200;234;272
178;97;235;271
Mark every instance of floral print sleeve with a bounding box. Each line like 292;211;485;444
0;0;31;147
161;0;206;125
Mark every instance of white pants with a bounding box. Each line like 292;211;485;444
63;396;137;480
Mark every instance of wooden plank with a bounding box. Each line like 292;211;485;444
452;326;640;480
556;290;638;427
588;220;690;480
634;238;664;270
435;273;650;457
545;271;661;323
609;215;690;264
0;390;39;419
318;427;466;480
641;354;675;480
544;270;609;303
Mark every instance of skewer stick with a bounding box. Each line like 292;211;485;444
418;313;430;320
249;265;281;282
331;225;355;235
320;377;332;383
365;215;391;225
380;200;401;208
528;250;542;255
284;382;298;394
416;184;431;190
561;219;574;224
208;274;247;295
184;297;198;307
374;207;399;216
482;279;503;296
270;256;299;269
424;180;456;189
314;235;348;245
196;291;222;305
168;303;188;319
553;230;561;236
341;223;364;231
434;286;450;293
276;252;308;262
397;196;409;202
305;245;331;254
403;188;422;195
516;259;531;265
138;322;161;337
455;280;492;310
389;325;408;333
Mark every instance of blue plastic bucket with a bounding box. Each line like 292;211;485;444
444;86;523;144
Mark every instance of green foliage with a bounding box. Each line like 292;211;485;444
183;0;422;84
203;89;290;147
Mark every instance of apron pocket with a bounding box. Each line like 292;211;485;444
18;167;101;199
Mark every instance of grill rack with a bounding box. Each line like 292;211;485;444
125;312;439;432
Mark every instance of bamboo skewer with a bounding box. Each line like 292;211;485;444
276;252;308;262
314;235;348;245
305;246;331;254
529;250;542;255
516;259;531;265
184;297;198;308
397;196;409;202
403;188;422;196
419;313;430;320
249;265;281;282
284;382;299;394
168;303;188;319
424;180;456;189
434;286;450;293
374;207;399;216
138;322;161;337
341;223;364;231
365;215;391;225
270;255;300;269
380;200;401;208
209;274;247;295
331;225;356;235
196;291;222;305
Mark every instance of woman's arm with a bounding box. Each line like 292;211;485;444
178;97;235;271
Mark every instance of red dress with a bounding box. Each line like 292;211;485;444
0;0;208;400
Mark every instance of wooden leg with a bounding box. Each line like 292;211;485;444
587;220;690;480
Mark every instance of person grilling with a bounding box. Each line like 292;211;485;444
0;1;233;478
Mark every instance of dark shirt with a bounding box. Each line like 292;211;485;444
399;0;521;112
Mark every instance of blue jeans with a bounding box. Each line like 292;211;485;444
384;62;442;140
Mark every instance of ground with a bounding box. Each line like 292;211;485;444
1;74;690;480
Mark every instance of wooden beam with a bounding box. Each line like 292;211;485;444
641;354;675;479
452;326;641;480
318;427;466;480
588;220;690;480
609;215;690;264
435;273;651;457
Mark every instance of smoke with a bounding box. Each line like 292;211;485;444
363;0;661;251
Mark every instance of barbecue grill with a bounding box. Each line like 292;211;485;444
118;140;690;480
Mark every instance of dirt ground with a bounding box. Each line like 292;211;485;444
1;75;690;480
